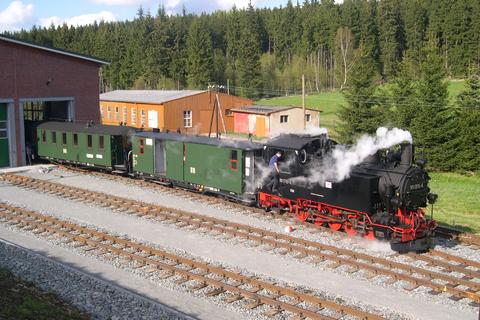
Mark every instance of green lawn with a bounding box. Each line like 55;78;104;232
428;172;480;234
256;80;466;139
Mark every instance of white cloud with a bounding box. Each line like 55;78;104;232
39;11;116;28
0;1;35;31
91;0;150;5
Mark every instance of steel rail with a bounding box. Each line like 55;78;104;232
0;202;383;320
2;173;479;304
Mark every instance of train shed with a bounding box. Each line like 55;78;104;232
0;34;108;167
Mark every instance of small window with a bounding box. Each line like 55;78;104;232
100;106;104;119
229;150;238;171
73;134;78;146
107;106;111;120
41;130;46;143
87;135;92;148
183;110;192;128
131;108;136;125
115;107;119;121
51;131;57;143
139;138;144;155
99;136;104;150
280;115;289;123
141;109;145;127
62;132;67;145
305;114;311;122
122;106;127;123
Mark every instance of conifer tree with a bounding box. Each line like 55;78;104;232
410;39;453;170
237;2;263;98
338;50;384;143
186;18;214;89
452;69;480;171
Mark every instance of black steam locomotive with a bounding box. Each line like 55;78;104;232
258;133;438;252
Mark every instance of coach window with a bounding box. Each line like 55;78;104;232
51;131;57;144
229;150;238;171
99;136;104;150
62;132;67;145
139;138;144;155
87;135;93;149
41;130;46;143
73;134;78;147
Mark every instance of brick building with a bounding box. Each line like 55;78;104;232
0;35;107;167
100;90;252;134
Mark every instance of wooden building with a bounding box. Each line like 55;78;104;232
100;90;252;134
231;105;321;137
0;35;107;167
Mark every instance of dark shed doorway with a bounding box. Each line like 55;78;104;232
22;99;73;164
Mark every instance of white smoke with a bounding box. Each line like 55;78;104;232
331;127;412;182
292;127;412;186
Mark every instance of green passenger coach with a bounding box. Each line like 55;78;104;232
37;122;132;170
132;132;263;203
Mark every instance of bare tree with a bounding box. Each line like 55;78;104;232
335;27;357;90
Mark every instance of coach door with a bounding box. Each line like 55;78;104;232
0;104;9;167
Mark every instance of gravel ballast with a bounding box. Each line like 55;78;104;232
1;173;478;319
0;237;192;320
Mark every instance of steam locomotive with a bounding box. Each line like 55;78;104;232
36;121;438;253
258;133;438;253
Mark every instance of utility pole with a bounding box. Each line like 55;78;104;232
227;79;230;95
302;74;306;130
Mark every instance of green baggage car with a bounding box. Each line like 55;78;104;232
132;132;263;204
37;122;132;170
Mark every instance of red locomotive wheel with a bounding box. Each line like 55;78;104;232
344;222;357;236
364;231;375;240
328;221;342;231
296;210;309;222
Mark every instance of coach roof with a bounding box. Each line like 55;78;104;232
38;121;133;136
135;131;262;150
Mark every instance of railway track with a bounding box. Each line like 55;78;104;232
0;202;384;320
2;173;480;305
435;225;480;248
58;165;480;249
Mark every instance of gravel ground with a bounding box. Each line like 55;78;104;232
0;200;406;320
1;176;477;319
0;236;192;320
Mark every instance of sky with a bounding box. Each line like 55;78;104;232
0;0;290;32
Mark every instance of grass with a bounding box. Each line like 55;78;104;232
0;268;87;320
428;172;480;234
257;79;480;234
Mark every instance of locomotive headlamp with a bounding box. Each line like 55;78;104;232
427;193;438;204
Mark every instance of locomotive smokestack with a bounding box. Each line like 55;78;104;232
400;143;413;166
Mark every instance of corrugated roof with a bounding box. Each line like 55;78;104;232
230;105;294;115
231;105;321;115
0;35;109;65
100;90;207;104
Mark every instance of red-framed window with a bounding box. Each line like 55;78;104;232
229;150;238;171
139;138;144;155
